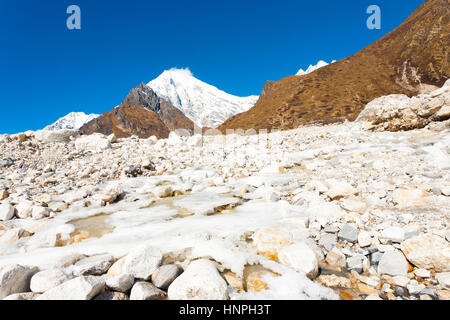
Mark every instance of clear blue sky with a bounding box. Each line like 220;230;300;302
0;0;425;133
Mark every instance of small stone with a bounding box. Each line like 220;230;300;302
278;242;319;279
0;203;15;221
437;289;450;300
394;286;408;297
358;231;372;247
317;274;351;288
414;268;431;278
130;281;166;300
15;200;34;219
31;206;50;220
435;272;450;289
378;250;409;277
404;225;421;240
325;180;358;200
73;254;116;276
419;288;438;300
441;186;450;197
2;292;39;300
123;245;163;280
370;251;383;265
30;269;72;293
391;275;410;287
318;233;337;251
36;276;105;300
338;224;359;243
347;255;369;274
380;227;405;243
407;281;425;295
106;274;135;292
325;248;347;268
94;291;129;300
167;259;228;300
151;264;183;290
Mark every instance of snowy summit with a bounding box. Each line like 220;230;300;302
148;68;259;128
44;112;99;131
296;60;336;76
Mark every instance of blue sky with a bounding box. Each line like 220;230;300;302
0;0;424;133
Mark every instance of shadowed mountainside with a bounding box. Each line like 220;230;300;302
80;83;195;138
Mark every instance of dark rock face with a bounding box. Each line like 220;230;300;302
220;0;449;132
80;83;195;139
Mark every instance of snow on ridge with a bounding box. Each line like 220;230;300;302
296;60;336;76
148;68;259;128
44;112;99;131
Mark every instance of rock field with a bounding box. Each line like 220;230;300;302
0;113;449;300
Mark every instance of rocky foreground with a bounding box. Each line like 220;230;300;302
0;113;450;300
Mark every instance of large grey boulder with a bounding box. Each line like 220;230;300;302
0;264;39;299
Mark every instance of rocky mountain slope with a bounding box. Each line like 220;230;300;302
148;68;259;128
44;112;99;131
79;83;195;139
220;0;449;132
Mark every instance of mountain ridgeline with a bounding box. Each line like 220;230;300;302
219;0;449;132
79;83;196;139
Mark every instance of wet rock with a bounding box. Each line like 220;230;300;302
129;281;166;300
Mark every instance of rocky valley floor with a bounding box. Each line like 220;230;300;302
0;120;449;300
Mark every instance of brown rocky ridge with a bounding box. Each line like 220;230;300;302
79;83;195;138
219;0;449;132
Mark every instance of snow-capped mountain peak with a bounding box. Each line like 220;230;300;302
147;68;259;128
44;112;99;131
296;60;336;76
